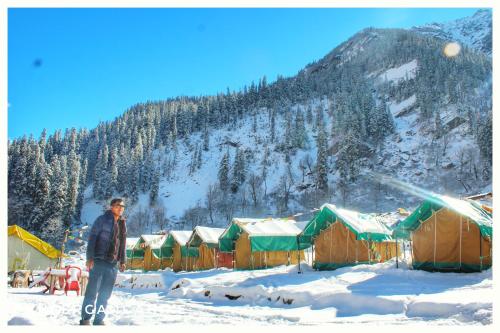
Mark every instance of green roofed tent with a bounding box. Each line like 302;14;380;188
138;234;167;271
298;204;398;270
188;226;225;249
220;218;310;253
393;194;492;272
393;194;492;240
187;226;227;270
299;204;394;247
219;218;309;270
162;231;198;271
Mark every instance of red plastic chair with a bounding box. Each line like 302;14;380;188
64;266;82;296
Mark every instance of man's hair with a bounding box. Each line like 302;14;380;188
110;198;124;207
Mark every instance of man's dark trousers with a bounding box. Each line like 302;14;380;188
81;259;118;323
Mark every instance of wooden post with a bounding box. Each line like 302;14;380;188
296;236;302;274
49;274;56;295
395;238;399;269
232;239;236;269
479;231;483;271
160;248;163;270
58;229;70;269
185;244;188;271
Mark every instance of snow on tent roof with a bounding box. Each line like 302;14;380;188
324;204;392;235
149;235;167;249
161;231;198;257
168;230;193;246
139;234;166;248
126;237;140;250
189;226;225;246
393;194;493;239
219;218;311;252
235;218;306;236
298;204;393;247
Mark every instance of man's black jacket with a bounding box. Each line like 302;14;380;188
86;210;126;265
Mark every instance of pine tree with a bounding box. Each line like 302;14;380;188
203;125;210;151
336;130;361;182
49;155;69;223
306;105;313;124
31;159;51;231
149;166;160;206
252;111;258;133
434;110;443;139
231;148;246;193
314;106;324;132
270;108;276;143
196;145;203;169
294;109;308;148
109;147;119;195
101;144;111;199
65;151;81;224
315;124;328;192
218;151;230;192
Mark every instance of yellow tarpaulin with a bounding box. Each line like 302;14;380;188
8;225;63;259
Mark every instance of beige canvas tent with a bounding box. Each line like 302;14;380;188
8;225;63;271
162;231;197;272
138;234;167;271
393;194;492;272
299;204;398;270
219;218;308;270
187;226;226;270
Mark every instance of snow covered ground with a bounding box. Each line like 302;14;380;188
7;260;492;326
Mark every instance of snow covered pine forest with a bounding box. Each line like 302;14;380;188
7;9;494;326
8;10;492;245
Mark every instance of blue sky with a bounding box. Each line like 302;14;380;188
8;8;481;139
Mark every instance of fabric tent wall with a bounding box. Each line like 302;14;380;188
217;251;234;269
143;247;163;271
126;244;145;270
183;250;197;271
411;207;492;272
172;243;182;272
159;256;173;270
314;221;398;270
172;242;197;272
196;244;217;270
8;236;58;271
373;241;399;262
126;248;145;270
126;257;144;270
234;232;304;270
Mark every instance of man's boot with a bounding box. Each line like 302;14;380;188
93;320;106;325
79;319;91;325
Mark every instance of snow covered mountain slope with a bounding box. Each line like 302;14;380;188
8;10;489;239
411;9;492;55
78;11;491;233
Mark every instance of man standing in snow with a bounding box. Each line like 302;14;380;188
80;198;127;325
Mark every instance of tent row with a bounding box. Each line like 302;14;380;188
126;193;492;273
126;218;311;272
126;227;234;272
125;211;401;272
7;192;491;275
